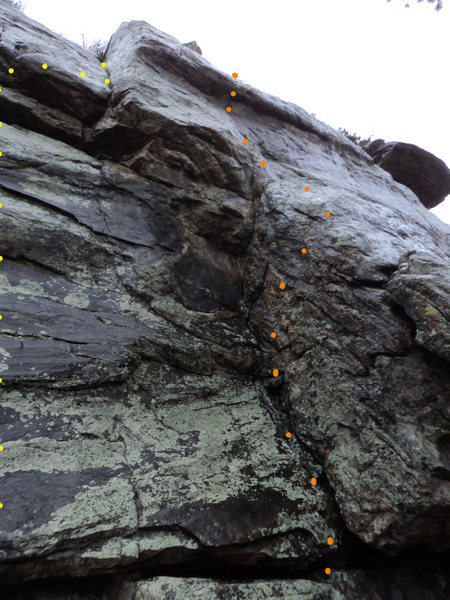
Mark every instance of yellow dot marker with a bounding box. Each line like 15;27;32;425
325;211;331;218
243;138;249;144
101;62;107;68
0;502;3;508
0;315;3;320
0;203;2;208
42;63;48;69
232;72;238;78
226;106;232;112
279;282;285;290
0;122;2;127
301;248;307;254
8;68;14;74
270;332;277;338
327;536;333;546
230;91;236;97
0;378;2;383
273;369;279;377
80;72;86;77
0;256;3;261
285;432;292;438
0;446;3;451
304;186;310;192
311;477;317;486
260;160;266;167
105;78;110;84
325;567;331;575
0;152;2;157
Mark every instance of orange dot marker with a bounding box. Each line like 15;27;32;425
310;477;317;486
260;160;266;167
279;282;285;290
226;106;232;112
327;536;333;546
232;72;238;78
325;211;331;217
301;248;307;254
273;369;279;377
304;186;310;192
270;332;277;338
285;432;292;438
243;138;249;144
230;91;236;96
325;567;331;575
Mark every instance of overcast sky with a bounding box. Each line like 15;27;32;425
20;0;450;224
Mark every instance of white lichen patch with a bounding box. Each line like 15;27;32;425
32;478;138;540
80;536;139;560
137;530;199;553
63;291;90;308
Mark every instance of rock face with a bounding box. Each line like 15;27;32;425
0;1;449;598
363;139;450;209
183;40;202;55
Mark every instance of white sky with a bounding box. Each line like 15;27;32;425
19;0;450;224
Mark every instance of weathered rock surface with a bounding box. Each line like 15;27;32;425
183;40;202;55
362;139;450;209
0;0;449;597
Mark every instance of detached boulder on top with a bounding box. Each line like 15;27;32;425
362;139;450;209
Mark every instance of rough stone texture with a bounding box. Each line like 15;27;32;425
183;40;202;55
362;139;450;209
0;0;449;597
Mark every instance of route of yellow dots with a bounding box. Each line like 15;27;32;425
0;88;2;390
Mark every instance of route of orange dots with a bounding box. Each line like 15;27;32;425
228;72;268;167
275;212;336;571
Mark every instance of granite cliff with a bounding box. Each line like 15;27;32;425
0;0;449;598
